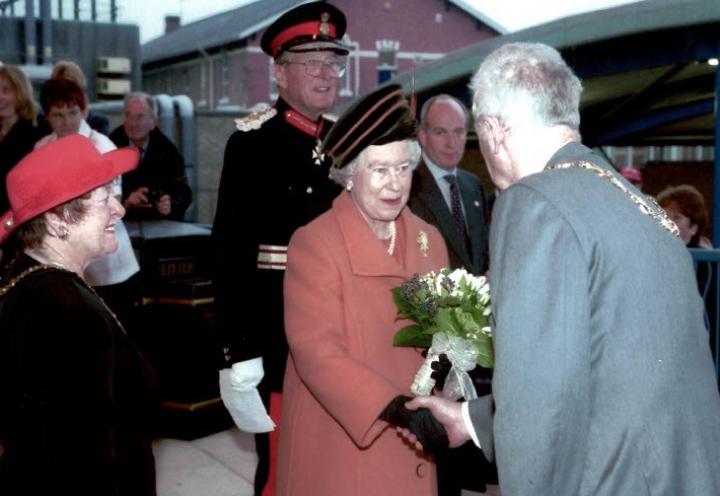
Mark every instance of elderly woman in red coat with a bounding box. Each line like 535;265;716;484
278;85;449;495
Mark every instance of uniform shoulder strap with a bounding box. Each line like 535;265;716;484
234;106;277;132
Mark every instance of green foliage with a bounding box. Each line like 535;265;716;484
391;269;494;368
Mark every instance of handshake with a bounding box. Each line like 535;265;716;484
380;394;449;453
379;354;454;454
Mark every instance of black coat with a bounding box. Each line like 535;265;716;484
408;161;489;275
109;126;192;221
212;98;341;391
0;255;158;495
0;119;40;213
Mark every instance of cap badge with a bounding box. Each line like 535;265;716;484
319;12;331;36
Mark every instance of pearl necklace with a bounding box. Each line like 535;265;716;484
386;221;397;256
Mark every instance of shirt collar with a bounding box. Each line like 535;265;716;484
423;152;457;181
78;119;92;138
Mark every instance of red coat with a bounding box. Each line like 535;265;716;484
279;191;449;495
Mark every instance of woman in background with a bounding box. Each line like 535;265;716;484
658;184;717;361
657;184;711;248
0;65;40;214
35;77;141;328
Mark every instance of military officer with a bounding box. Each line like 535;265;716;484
211;2;348;494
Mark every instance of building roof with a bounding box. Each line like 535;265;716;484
141;0;303;65
392;0;720;147
447;0;508;34
142;0;506;66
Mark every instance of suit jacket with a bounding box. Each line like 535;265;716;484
408;161;488;274
110;126;192;221
485;141;720;495
278;192;448;496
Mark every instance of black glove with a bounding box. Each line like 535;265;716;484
430;353;451;391
380;395;449;453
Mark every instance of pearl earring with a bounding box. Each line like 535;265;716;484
346;182;353;191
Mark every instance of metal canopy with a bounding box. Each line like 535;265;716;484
392;0;720;147
390;0;720;238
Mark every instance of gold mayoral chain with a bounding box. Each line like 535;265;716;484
0;263;127;333
546;161;680;238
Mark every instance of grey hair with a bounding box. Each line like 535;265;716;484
329;139;422;186
419;94;470;129
469;42;582;132
275;51;292;64
124;91;158;119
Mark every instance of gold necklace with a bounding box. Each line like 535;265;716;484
0;264;56;296
24;248;82;276
1;261;127;333
546;161;680;238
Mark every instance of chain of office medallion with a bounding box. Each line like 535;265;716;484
546;161;680;238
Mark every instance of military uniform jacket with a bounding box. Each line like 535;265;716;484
408;160;489;274
212;98;341;390
488;141;720;495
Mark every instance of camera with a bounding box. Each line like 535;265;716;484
148;189;163;204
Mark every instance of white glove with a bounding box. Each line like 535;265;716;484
219;357;275;433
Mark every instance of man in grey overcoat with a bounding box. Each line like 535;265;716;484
403;42;720;495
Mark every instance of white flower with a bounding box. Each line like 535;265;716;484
447;268;470;287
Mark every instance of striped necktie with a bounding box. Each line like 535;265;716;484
444;174;468;245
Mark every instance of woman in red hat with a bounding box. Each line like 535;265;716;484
0;135;157;495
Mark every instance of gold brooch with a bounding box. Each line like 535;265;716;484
319;12;330;36
417;231;429;257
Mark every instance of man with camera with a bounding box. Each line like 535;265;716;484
110;92;192;221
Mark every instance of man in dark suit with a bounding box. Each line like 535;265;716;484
110;92;192;221
404;42;720;495
409;95;493;495
409;95;488;276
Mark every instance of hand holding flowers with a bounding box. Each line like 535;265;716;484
392;268;493;400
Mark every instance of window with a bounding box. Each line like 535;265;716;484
219;51;231;105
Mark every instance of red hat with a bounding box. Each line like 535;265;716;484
619;166;642;183
0;135;139;244
261;1;348;57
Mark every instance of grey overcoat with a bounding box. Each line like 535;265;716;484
477;141;720;495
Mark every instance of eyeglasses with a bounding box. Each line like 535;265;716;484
284;59;346;78
124;113;154;123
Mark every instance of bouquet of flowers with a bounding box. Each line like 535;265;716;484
392;268;493;400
